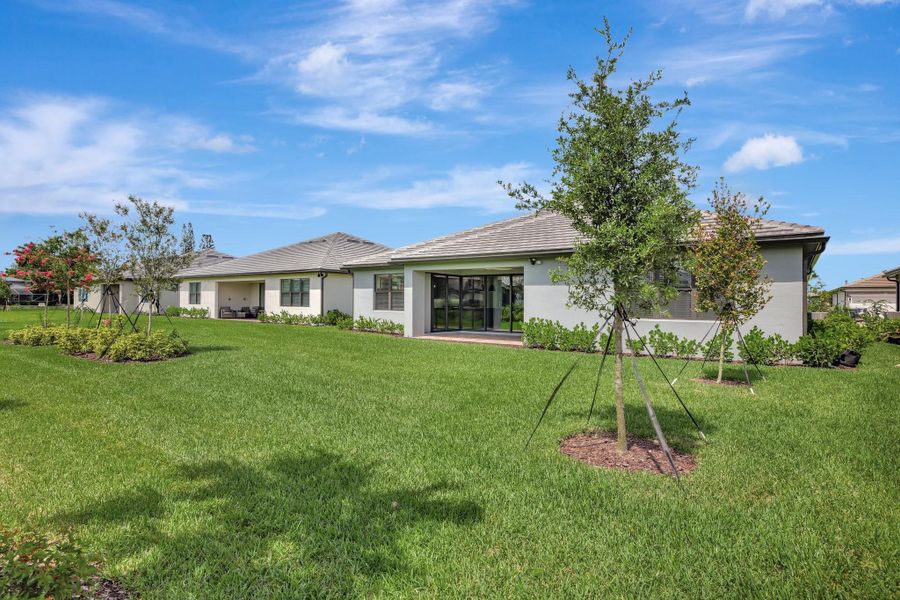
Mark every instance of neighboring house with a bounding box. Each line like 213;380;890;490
883;266;900;316
344;211;828;342
2;277;59;305
833;270;900;312
78;249;236;314
176;232;391;319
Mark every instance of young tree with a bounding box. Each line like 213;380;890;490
116;196;191;334
199;233;215;250
5;233;95;327
80;212;129;323
181;223;196;255
503;21;698;453
692;180;772;383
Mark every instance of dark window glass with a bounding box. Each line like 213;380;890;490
189;282;201;304
280;278;310;307
374;274;404;310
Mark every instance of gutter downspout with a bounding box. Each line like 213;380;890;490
803;240;828;335
318;272;328;315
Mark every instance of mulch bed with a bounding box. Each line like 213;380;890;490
560;431;697;476
84;577;131;599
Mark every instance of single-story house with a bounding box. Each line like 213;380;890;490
175;232;391;319
344;211;828;342
832;270;899;312
883;266;900;316
78;249;235;314
2;277;61;305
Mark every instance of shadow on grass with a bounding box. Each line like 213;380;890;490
697;362;765;385
559;401;714;454
0;398;28;411
56;451;483;596
187;344;239;355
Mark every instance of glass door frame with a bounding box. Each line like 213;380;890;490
430;273;523;333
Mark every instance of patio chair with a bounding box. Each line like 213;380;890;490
236;306;251;318
248;306;261;318
219;307;236;319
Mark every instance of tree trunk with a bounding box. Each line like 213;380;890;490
613;308;627;454
716;327;727;384
43;294;50;326
147;304;153;335
65;286;71;329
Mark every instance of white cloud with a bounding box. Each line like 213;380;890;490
724;134;804;172
829;236;900;255
745;0;822;19
287;107;432;135
429;81;487;111
313;162;542;212
745;0;897;20
264;0;513;133
662;33;814;87
0;94;264;216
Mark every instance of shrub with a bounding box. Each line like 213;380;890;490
323;309;351;326
57;327;94;355
1;527;97;599
352;316;403;335
794;333;842;367
811;311;876;353
522;318;559;349
558;322;599;352
335;315;354;330
106;331;188;362
166;306;209;319
673;336;700;359
647;325;679;357
7;325;65;346
738;326;775;366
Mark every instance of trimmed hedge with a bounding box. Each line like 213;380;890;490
165;306;209;319
7;324;188;362
520;316;892;368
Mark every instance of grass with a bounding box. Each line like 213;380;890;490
1;308;898;598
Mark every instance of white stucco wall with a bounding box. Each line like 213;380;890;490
379;243;807;342
523;245;806;342
179;273;347;318
322;273;353;314
352;269;407;322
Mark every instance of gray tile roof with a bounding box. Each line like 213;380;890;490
345;210;826;267
124;248;235;280
178;232;391;278
190;248;236;269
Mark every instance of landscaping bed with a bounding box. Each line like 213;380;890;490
560;431;697;475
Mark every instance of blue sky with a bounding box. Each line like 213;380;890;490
1;0;898;288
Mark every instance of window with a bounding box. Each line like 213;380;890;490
280;278;310;307
636;269;716;320
78;288;89;302
188;282;201;305
375;274;404;311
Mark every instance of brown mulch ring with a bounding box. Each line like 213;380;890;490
84;577;132;599
692;376;749;387
560;431;697;476
69;352;182;364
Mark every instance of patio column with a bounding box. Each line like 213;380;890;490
404;267;427;337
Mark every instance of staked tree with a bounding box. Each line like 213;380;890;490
80;212;129;322
116;196;191;334
199;233;215;250
692;179;772;383
502;20;698;453
5;232;94;327
181;223;196;255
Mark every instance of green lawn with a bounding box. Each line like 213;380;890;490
1;308;898;598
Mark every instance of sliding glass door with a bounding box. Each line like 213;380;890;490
432;274;523;332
